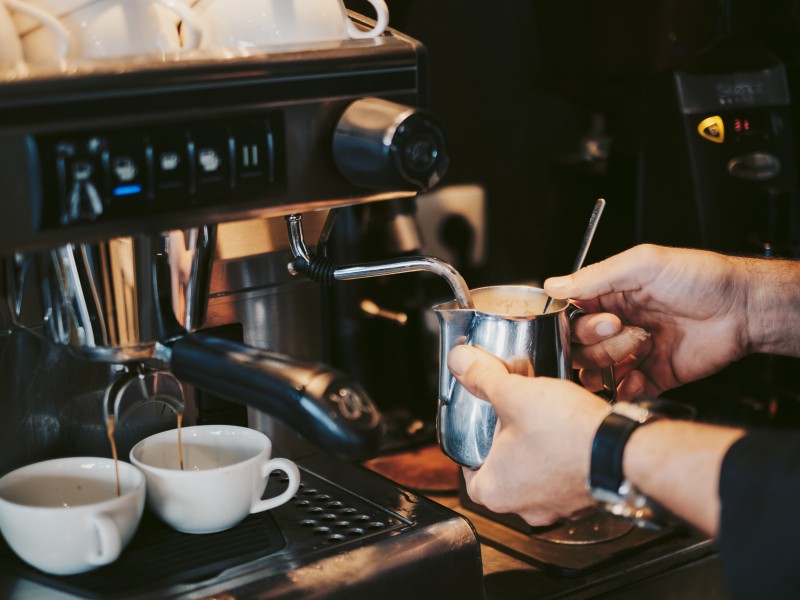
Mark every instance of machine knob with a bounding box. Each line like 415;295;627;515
333;97;449;192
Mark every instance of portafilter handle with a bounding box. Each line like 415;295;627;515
160;334;384;461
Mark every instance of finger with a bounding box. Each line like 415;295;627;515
573;326;652;368
464;467;561;527
578;349;643;388
571;313;622;345
578;368;610;393
517;509;562;528
447;345;511;404
544;244;664;301
579;367;648;400
616;370;647;402
600;326;651;362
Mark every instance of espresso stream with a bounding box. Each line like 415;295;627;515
107;412;185;497
105;415;121;497
177;412;184;471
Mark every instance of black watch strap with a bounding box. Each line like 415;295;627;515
589;412;642;493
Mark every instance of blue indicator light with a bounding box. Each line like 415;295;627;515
113;185;142;197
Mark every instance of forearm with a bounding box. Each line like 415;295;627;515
622;420;745;536
741;255;800;357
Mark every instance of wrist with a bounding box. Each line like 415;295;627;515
743;256;800;356
622;419;746;535
588;402;663;526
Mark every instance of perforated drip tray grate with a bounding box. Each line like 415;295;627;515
0;467;409;599
287;476;402;543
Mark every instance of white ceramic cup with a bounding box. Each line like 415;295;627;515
15;0;203;63
0;0;69;73
0;457;145;575
183;0;389;52
130;424;301;534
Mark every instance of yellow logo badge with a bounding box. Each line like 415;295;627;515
697;115;724;143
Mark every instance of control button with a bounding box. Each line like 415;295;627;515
150;131;191;204
159;151;181;172
198;148;222;174
56;136;109;225
42;115;285;228
232;120;274;183
190;126;233;201
113;157;138;182
241;143;259;170
105;134;149;210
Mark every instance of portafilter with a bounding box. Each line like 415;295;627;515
5;225;383;461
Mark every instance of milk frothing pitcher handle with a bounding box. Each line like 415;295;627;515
167;334;385;461
598;364;616;402
567;304;616;402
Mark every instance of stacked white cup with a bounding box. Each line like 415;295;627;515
179;0;390;54
8;0;203;69
2;0;390;75
0;0;68;76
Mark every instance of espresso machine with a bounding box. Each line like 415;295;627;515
0;22;486;599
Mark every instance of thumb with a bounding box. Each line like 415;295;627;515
448;345;511;405
543;245;659;301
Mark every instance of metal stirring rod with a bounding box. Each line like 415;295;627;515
542;198;606;314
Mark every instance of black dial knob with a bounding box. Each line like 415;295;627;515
333;97;449;192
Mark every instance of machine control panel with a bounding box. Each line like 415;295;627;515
0;34;430;253
37;116;280;229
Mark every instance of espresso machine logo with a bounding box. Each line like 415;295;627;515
697;115;725;143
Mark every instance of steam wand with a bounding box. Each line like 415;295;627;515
285;214;474;309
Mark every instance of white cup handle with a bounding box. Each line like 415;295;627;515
252;458;301;513
5;0;70;60
149;0;204;51
87;514;122;566
345;0;389;39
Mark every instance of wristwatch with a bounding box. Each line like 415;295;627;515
588;401;662;527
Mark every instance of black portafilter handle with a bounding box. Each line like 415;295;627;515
168;333;384;461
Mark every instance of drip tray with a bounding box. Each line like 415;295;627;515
0;509;287;599
0;455;485;600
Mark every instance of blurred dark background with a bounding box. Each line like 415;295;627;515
340;0;800;432
348;0;800;282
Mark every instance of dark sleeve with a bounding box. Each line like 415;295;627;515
718;429;800;599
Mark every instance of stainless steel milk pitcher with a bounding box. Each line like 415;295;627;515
434;285;578;469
